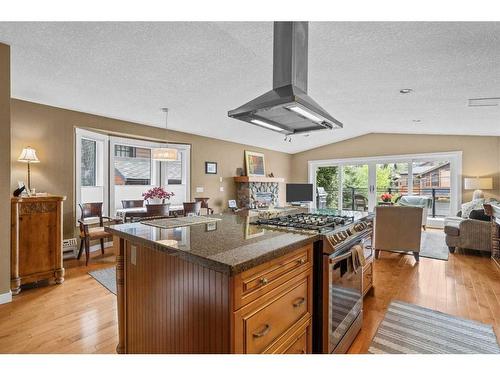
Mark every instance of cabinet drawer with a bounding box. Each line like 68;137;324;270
233;244;312;310
284;331;307;354
239;277;309;354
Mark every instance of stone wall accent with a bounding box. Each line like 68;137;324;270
236;182;279;208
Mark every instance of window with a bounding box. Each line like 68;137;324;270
113;145;152;186
166;152;182;185
75;129;109;221
81;139;96;186
76;130;191;219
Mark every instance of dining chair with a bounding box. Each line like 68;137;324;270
183;201;202;216
78;202;119;266
121;199;145;208
145;203;171;217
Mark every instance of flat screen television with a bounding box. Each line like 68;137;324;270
286;183;313;203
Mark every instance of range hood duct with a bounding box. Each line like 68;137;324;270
228;22;343;135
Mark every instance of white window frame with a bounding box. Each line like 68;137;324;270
159;143;191;202
75;128;110;223
109;136;191;217
308;151;463;215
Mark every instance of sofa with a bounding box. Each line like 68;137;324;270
444;209;491;253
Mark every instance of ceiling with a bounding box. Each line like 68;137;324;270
0;22;499;154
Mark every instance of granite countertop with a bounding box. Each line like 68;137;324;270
106;208;368;275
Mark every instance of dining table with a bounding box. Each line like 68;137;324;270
115;204;185;222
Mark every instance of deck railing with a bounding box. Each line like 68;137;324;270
317;186;451;217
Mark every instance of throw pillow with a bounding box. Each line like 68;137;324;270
461;199;485;219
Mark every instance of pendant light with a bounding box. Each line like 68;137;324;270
152;108;178;161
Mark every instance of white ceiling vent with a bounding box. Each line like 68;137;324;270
468;97;500;107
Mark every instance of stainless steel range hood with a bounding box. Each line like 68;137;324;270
228;22;343;135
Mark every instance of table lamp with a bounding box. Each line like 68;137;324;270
18;146;40;192
464;177;493;199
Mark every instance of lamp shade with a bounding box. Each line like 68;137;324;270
18;147;40;163
152;148;178;161
463;177;493;190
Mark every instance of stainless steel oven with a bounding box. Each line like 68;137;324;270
313;226;370;354
325;247;363;353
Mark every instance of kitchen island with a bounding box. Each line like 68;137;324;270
107;212;318;354
106;209;370;354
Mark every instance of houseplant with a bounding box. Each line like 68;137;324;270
142;187;174;204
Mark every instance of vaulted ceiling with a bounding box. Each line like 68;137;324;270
0;22;499;153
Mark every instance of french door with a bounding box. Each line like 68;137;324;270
309;152;462;219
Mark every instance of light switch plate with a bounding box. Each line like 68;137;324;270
219;177;223;183
219;186;224;192
196;187;204;193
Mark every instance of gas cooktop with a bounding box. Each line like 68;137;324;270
253;213;354;233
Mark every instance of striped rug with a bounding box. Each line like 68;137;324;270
368;300;500;354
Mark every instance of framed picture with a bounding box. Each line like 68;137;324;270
205;161;217;174
245;151;266;177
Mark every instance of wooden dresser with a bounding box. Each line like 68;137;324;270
11;195;66;294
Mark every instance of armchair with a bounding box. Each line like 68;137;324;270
396;195;432;230
374;206;423;262
444;209;491;254
78;202;120;266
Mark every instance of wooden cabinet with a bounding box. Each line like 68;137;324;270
231;244;313;354
116;239;313;354
10;195;65;294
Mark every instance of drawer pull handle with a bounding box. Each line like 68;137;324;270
252;324;271;338
297;258;305;265
293;297;306;308
259;277;268;285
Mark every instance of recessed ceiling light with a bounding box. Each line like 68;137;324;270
400;89;413;94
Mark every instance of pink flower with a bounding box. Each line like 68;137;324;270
142;187;174;201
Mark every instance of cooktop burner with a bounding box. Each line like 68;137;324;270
254;213;354;232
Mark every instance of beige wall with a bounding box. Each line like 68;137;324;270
11;99;292;238
291;133;500;203
0;44;11;296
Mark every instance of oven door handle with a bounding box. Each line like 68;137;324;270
329;251;353;263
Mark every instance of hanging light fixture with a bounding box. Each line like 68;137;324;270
152;108;178;161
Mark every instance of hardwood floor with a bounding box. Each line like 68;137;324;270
0;236;499;354
349;247;500;353
0;252;118;354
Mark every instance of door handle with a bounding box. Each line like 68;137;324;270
252;324;271;338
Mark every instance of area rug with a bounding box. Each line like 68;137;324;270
419;230;449;261
368;300;500;354
89;267;116;295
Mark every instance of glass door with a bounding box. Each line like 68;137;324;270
375;162;409;205
342;164;370;212
315;164;371;212
411;160;451;218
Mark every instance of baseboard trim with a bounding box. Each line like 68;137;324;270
70;241;114;258
0;290;12;305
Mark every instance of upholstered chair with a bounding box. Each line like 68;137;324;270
374;206;423;262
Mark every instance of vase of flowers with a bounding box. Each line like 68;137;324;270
142;187;174;204
380;192;393;203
